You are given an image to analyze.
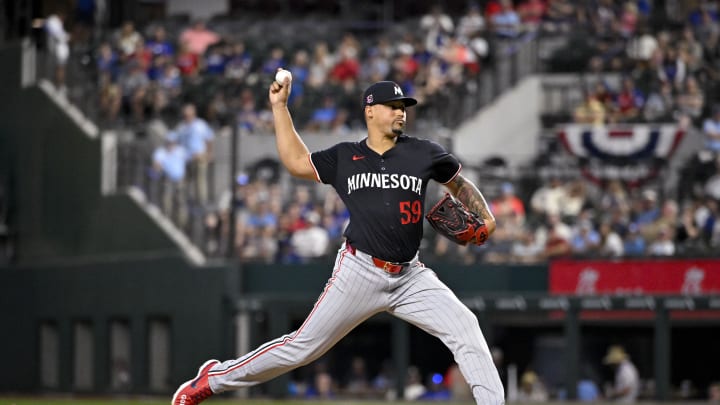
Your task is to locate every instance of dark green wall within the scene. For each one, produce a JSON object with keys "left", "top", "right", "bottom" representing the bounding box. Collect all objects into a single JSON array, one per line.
[
  {"left": 241, "top": 261, "right": 547, "bottom": 296},
  {"left": 0, "top": 257, "right": 237, "bottom": 392}
]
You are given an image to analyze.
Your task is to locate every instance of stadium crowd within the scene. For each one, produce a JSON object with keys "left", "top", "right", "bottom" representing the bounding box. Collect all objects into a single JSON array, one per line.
[{"left": 40, "top": 0, "right": 720, "bottom": 264}]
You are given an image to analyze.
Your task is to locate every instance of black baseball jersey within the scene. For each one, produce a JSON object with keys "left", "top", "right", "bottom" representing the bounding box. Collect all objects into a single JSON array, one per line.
[{"left": 310, "top": 135, "right": 461, "bottom": 262}]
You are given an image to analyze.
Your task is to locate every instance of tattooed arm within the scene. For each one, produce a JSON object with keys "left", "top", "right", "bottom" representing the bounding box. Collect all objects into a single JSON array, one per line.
[{"left": 445, "top": 174, "right": 496, "bottom": 236}]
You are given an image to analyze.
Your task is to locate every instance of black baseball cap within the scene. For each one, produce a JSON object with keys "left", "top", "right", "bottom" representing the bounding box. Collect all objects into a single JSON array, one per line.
[{"left": 362, "top": 81, "right": 417, "bottom": 108}]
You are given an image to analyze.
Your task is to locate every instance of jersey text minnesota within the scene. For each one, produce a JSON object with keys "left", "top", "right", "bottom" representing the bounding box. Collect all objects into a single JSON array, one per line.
[{"left": 347, "top": 173, "right": 422, "bottom": 195}]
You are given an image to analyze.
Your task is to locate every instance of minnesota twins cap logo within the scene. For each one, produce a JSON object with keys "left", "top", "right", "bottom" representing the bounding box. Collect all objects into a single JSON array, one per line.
[{"left": 362, "top": 81, "right": 418, "bottom": 107}]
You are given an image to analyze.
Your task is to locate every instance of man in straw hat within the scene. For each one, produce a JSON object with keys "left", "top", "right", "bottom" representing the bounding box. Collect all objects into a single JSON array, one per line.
[{"left": 603, "top": 345, "right": 640, "bottom": 402}]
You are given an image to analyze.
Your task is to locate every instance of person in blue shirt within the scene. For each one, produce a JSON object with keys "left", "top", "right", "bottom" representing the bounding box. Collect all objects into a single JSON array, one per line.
[
  {"left": 623, "top": 223, "right": 646, "bottom": 256},
  {"left": 151, "top": 134, "right": 189, "bottom": 226},
  {"left": 172, "top": 104, "right": 215, "bottom": 206}
]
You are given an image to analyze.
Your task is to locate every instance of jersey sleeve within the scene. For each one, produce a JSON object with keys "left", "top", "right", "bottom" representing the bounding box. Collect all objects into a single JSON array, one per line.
[
  {"left": 309, "top": 144, "right": 339, "bottom": 184},
  {"left": 428, "top": 140, "right": 462, "bottom": 184}
]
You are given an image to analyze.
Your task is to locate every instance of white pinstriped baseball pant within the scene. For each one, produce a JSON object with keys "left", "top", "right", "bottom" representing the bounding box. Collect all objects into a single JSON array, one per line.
[{"left": 207, "top": 243, "right": 505, "bottom": 405}]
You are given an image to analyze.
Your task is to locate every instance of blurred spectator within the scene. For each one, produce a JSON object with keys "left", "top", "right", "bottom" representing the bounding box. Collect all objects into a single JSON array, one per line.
[
  {"left": 530, "top": 177, "right": 567, "bottom": 217},
  {"left": 702, "top": 105, "right": 720, "bottom": 154},
  {"left": 622, "top": 223, "right": 646, "bottom": 256},
  {"left": 118, "top": 59, "right": 150, "bottom": 123},
  {"left": 577, "top": 365, "right": 602, "bottom": 402},
  {"left": 598, "top": 220, "right": 624, "bottom": 257},
  {"left": 491, "top": 0, "right": 522, "bottom": 38},
  {"left": 288, "top": 49, "right": 310, "bottom": 106},
  {"left": 618, "top": 2, "right": 639, "bottom": 39},
  {"left": 98, "top": 71, "right": 121, "bottom": 123},
  {"left": 517, "top": 370, "right": 549, "bottom": 402},
  {"left": 675, "top": 76, "right": 705, "bottom": 121},
  {"left": 307, "top": 360, "right": 336, "bottom": 399},
  {"left": 600, "top": 180, "right": 630, "bottom": 214},
  {"left": 236, "top": 88, "right": 264, "bottom": 133},
  {"left": 543, "top": 0, "right": 575, "bottom": 33},
  {"left": 420, "top": 4, "right": 454, "bottom": 54},
  {"left": 705, "top": 157, "right": 720, "bottom": 201},
  {"left": 647, "top": 225, "right": 676, "bottom": 256},
  {"left": 542, "top": 219, "right": 573, "bottom": 259},
  {"left": 290, "top": 211, "right": 330, "bottom": 261},
  {"left": 517, "top": 0, "right": 547, "bottom": 32},
  {"left": 261, "top": 46, "right": 286, "bottom": 75},
  {"left": 150, "top": 135, "right": 188, "bottom": 227},
  {"left": 176, "top": 41, "right": 200, "bottom": 77},
  {"left": 631, "top": 189, "right": 660, "bottom": 227},
  {"left": 602, "top": 345, "right": 639, "bottom": 403},
  {"left": 694, "top": 9, "right": 720, "bottom": 51},
  {"left": 238, "top": 192, "right": 278, "bottom": 263},
  {"left": 626, "top": 24, "right": 659, "bottom": 62},
  {"left": 456, "top": 2, "right": 486, "bottom": 42},
  {"left": 613, "top": 76, "right": 645, "bottom": 122},
  {"left": 146, "top": 26, "right": 174, "bottom": 58},
  {"left": 362, "top": 47, "right": 392, "bottom": 84},
  {"left": 574, "top": 91, "right": 606, "bottom": 126},
  {"left": 371, "top": 360, "right": 395, "bottom": 399},
  {"left": 491, "top": 346, "right": 506, "bottom": 391},
  {"left": 676, "top": 202, "right": 703, "bottom": 252},
  {"left": 343, "top": 356, "right": 370, "bottom": 397},
  {"left": 493, "top": 182, "right": 526, "bottom": 224},
  {"left": 445, "top": 364, "right": 471, "bottom": 401},
  {"left": 173, "top": 104, "right": 215, "bottom": 206},
  {"left": 404, "top": 366, "right": 427, "bottom": 400},
  {"left": 641, "top": 200, "right": 679, "bottom": 242},
  {"left": 180, "top": 20, "right": 220, "bottom": 56},
  {"left": 307, "top": 41, "right": 335, "bottom": 89},
  {"left": 115, "top": 21, "right": 142, "bottom": 59},
  {"left": 709, "top": 381, "right": 720, "bottom": 403},
  {"left": 204, "top": 44, "right": 228, "bottom": 76},
  {"left": 225, "top": 42, "right": 253, "bottom": 82},
  {"left": 305, "top": 94, "right": 339, "bottom": 132},
  {"left": 130, "top": 38, "right": 153, "bottom": 73},
  {"left": 561, "top": 180, "right": 589, "bottom": 217},
  {"left": 643, "top": 80, "right": 675, "bottom": 121},
  {"left": 488, "top": 182, "right": 527, "bottom": 262},
  {"left": 155, "top": 61, "right": 182, "bottom": 112},
  {"left": 511, "top": 229, "right": 542, "bottom": 263},
  {"left": 419, "top": 372, "right": 451, "bottom": 400},
  {"left": 97, "top": 41, "right": 119, "bottom": 81},
  {"left": 571, "top": 220, "right": 601, "bottom": 256},
  {"left": 42, "top": 11, "right": 71, "bottom": 90}
]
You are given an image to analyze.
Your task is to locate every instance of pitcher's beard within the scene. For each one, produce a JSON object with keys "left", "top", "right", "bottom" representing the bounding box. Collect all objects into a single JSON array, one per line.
[{"left": 392, "top": 128, "right": 404, "bottom": 136}]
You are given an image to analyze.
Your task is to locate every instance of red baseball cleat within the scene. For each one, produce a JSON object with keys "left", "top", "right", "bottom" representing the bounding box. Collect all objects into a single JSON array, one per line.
[{"left": 172, "top": 359, "right": 220, "bottom": 405}]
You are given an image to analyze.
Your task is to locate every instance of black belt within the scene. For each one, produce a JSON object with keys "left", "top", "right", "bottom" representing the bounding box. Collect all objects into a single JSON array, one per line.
[{"left": 346, "top": 242, "right": 411, "bottom": 274}]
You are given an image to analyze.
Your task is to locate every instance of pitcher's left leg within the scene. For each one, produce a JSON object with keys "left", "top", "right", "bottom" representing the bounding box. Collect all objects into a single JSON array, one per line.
[{"left": 390, "top": 266, "right": 504, "bottom": 405}]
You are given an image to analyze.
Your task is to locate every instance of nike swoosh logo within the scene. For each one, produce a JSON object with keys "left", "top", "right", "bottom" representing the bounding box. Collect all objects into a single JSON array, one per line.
[
  {"left": 190, "top": 375, "right": 202, "bottom": 388},
  {"left": 352, "top": 155, "right": 366, "bottom": 161}
]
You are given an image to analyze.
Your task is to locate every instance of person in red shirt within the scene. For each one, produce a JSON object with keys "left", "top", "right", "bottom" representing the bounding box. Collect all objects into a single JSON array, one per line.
[{"left": 176, "top": 41, "right": 200, "bottom": 77}]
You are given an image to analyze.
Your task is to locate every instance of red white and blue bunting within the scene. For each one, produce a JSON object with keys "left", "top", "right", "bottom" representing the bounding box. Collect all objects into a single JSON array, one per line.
[{"left": 558, "top": 124, "right": 685, "bottom": 186}]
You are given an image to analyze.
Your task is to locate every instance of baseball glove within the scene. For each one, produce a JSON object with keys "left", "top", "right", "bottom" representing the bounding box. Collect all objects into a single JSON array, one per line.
[{"left": 425, "top": 193, "right": 489, "bottom": 246}]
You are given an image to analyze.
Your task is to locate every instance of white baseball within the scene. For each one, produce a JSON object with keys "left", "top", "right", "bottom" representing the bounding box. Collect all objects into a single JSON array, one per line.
[{"left": 275, "top": 69, "right": 292, "bottom": 84}]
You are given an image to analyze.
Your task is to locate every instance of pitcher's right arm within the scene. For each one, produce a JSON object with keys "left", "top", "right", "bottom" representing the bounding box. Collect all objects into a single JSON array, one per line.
[{"left": 269, "top": 72, "right": 317, "bottom": 181}]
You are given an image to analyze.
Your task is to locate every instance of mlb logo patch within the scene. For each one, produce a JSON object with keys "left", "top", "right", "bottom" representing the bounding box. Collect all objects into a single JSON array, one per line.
[{"left": 366, "top": 94, "right": 374, "bottom": 104}]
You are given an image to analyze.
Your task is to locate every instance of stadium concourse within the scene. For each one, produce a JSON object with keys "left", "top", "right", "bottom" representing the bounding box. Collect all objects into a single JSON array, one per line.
[{"left": 0, "top": 0, "right": 719, "bottom": 403}]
